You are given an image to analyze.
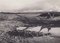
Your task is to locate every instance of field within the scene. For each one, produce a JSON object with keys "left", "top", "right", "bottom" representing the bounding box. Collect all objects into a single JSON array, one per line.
[
  {"left": 0, "top": 13, "right": 60, "bottom": 43},
  {"left": 0, "top": 31, "right": 60, "bottom": 43}
]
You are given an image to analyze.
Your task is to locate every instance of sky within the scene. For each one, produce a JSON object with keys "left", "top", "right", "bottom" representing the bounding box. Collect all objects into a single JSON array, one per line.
[{"left": 0, "top": 0, "right": 60, "bottom": 12}]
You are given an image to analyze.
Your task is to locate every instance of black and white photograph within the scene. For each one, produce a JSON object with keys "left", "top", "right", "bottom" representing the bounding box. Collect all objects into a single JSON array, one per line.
[{"left": 0, "top": 0, "right": 60, "bottom": 43}]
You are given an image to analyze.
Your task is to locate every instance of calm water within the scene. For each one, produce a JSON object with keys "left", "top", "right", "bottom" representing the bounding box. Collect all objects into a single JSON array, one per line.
[{"left": 17, "top": 26, "right": 60, "bottom": 36}]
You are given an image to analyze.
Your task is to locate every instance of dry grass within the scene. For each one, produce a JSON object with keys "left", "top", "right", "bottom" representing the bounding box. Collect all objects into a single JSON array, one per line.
[
  {"left": 0, "top": 30, "right": 60, "bottom": 43},
  {"left": 0, "top": 14, "right": 60, "bottom": 43}
]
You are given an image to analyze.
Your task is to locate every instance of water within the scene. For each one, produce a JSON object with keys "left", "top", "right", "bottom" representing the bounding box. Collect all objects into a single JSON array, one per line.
[{"left": 17, "top": 26, "right": 60, "bottom": 36}]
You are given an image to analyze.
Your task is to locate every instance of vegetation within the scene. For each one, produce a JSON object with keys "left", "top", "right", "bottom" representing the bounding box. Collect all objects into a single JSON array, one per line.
[
  {"left": 0, "top": 13, "right": 60, "bottom": 43},
  {"left": 0, "top": 30, "right": 60, "bottom": 43}
]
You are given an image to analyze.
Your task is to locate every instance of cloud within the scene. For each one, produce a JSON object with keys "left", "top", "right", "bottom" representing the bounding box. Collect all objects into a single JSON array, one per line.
[
  {"left": 0, "top": 0, "right": 42, "bottom": 12},
  {"left": 0, "top": 0, "right": 60, "bottom": 12}
]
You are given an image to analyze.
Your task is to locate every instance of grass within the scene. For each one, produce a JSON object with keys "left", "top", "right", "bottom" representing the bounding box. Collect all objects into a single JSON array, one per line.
[
  {"left": 0, "top": 14, "right": 60, "bottom": 43},
  {"left": 0, "top": 30, "right": 60, "bottom": 43}
]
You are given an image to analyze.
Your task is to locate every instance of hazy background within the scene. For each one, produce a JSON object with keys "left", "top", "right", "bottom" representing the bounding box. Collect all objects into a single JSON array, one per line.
[
  {"left": 0, "top": 0, "right": 60, "bottom": 12},
  {"left": 0, "top": 0, "right": 60, "bottom": 36}
]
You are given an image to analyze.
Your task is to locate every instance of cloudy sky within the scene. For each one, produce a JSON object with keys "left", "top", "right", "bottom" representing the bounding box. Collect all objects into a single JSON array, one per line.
[{"left": 0, "top": 0, "right": 60, "bottom": 12}]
